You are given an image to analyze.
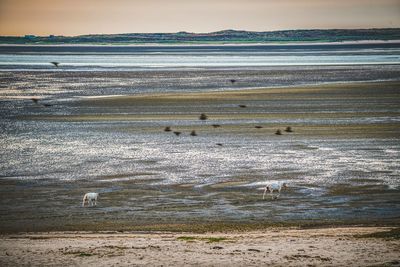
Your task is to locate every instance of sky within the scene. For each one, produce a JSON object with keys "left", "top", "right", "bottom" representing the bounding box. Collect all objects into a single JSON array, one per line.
[{"left": 0, "top": 0, "right": 399, "bottom": 36}]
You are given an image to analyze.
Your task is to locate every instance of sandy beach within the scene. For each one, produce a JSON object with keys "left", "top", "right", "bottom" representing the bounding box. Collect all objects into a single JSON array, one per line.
[{"left": 1, "top": 227, "right": 399, "bottom": 266}]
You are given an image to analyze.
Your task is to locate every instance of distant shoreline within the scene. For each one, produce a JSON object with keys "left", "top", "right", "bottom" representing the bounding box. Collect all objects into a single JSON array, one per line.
[
  {"left": 1, "top": 39, "right": 400, "bottom": 47},
  {"left": 1, "top": 28, "right": 400, "bottom": 46}
]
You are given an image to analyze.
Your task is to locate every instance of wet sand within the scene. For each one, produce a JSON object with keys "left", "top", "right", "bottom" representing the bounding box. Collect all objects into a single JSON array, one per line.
[
  {"left": 0, "top": 81, "right": 399, "bottom": 234},
  {"left": 1, "top": 227, "right": 399, "bottom": 266},
  {"left": 23, "top": 81, "right": 400, "bottom": 140}
]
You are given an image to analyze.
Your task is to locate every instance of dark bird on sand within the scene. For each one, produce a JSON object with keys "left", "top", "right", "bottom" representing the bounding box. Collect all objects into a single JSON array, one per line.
[
  {"left": 230, "top": 79, "right": 236, "bottom": 84},
  {"left": 164, "top": 126, "right": 172, "bottom": 132},
  {"left": 285, "top": 126, "right": 293, "bottom": 133},
  {"left": 199, "top": 113, "right": 208, "bottom": 120},
  {"left": 275, "top": 129, "right": 282, "bottom": 135},
  {"left": 216, "top": 143, "right": 223, "bottom": 146},
  {"left": 238, "top": 104, "right": 247, "bottom": 108},
  {"left": 50, "top": 62, "right": 60, "bottom": 67},
  {"left": 190, "top": 130, "right": 197, "bottom": 136},
  {"left": 212, "top": 124, "right": 221, "bottom": 128},
  {"left": 31, "top": 98, "right": 52, "bottom": 107},
  {"left": 255, "top": 125, "right": 263, "bottom": 129},
  {"left": 173, "top": 131, "right": 181, "bottom": 136}
]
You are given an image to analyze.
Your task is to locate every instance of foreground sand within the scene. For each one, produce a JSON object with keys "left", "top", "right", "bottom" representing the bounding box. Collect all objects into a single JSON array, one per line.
[{"left": 1, "top": 227, "right": 399, "bottom": 266}]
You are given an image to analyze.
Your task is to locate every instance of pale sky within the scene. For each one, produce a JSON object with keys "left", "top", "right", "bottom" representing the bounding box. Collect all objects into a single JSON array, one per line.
[{"left": 0, "top": 0, "right": 399, "bottom": 36}]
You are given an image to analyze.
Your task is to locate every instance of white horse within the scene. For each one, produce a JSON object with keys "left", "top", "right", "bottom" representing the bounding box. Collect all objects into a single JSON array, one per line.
[
  {"left": 262, "top": 182, "right": 287, "bottom": 200},
  {"left": 82, "top": 192, "right": 98, "bottom": 207}
]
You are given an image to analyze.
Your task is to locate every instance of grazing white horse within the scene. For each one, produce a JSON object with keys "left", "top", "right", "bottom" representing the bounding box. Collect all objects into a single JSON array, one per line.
[
  {"left": 262, "top": 182, "right": 287, "bottom": 200},
  {"left": 82, "top": 192, "right": 98, "bottom": 207}
]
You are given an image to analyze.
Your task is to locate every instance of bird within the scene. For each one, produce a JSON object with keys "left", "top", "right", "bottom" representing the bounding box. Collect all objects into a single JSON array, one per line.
[
  {"left": 199, "top": 113, "right": 208, "bottom": 120},
  {"left": 216, "top": 143, "right": 223, "bottom": 146},
  {"left": 43, "top": 103, "right": 53, "bottom": 107},
  {"left": 212, "top": 124, "right": 221, "bottom": 128},
  {"left": 31, "top": 98, "right": 39, "bottom": 104},
  {"left": 238, "top": 104, "right": 247, "bottom": 108},
  {"left": 285, "top": 126, "right": 293, "bottom": 133},
  {"left": 255, "top": 126, "right": 263, "bottom": 129},
  {"left": 164, "top": 126, "right": 172, "bottom": 132},
  {"left": 230, "top": 79, "right": 236, "bottom": 84},
  {"left": 190, "top": 130, "right": 197, "bottom": 136},
  {"left": 50, "top": 62, "right": 60, "bottom": 67},
  {"left": 173, "top": 131, "right": 181, "bottom": 136},
  {"left": 275, "top": 129, "right": 282, "bottom": 135}
]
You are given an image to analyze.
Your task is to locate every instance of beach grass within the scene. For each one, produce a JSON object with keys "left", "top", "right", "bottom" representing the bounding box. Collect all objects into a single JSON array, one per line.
[
  {"left": 177, "top": 236, "right": 228, "bottom": 243},
  {"left": 354, "top": 228, "right": 400, "bottom": 240}
]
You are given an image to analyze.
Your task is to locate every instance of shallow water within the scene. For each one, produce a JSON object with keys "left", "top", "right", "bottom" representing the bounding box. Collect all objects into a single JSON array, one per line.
[
  {"left": 1, "top": 43, "right": 400, "bottom": 70},
  {"left": 0, "top": 44, "right": 399, "bottom": 231},
  {"left": 1, "top": 118, "right": 399, "bottom": 186}
]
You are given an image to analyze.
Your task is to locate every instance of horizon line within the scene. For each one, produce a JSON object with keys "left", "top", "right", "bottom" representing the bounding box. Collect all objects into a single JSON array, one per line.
[{"left": 2, "top": 27, "right": 400, "bottom": 38}]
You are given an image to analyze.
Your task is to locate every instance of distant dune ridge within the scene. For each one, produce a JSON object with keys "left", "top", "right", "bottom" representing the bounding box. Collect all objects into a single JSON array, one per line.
[{"left": 1, "top": 28, "right": 400, "bottom": 44}]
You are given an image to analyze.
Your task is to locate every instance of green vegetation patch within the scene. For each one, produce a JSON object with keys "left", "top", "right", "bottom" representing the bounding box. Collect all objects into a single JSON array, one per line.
[
  {"left": 78, "top": 252, "right": 94, "bottom": 257},
  {"left": 177, "top": 236, "right": 197, "bottom": 242},
  {"left": 177, "top": 236, "right": 228, "bottom": 243},
  {"left": 355, "top": 228, "right": 400, "bottom": 240},
  {"left": 63, "top": 250, "right": 95, "bottom": 257}
]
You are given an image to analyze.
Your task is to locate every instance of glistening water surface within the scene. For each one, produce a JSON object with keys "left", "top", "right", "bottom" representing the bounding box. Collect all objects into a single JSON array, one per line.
[{"left": 0, "top": 44, "right": 399, "bottom": 231}]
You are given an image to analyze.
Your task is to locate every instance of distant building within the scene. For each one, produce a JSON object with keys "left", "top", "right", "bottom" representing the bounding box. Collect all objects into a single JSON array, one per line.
[{"left": 24, "top": 35, "right": 36, "bottom": 39}]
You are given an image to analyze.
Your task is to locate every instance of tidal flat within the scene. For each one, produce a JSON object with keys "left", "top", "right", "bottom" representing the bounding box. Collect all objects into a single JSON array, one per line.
[{"left": 0, "top": 81, "right": 399, "bottom": 233}]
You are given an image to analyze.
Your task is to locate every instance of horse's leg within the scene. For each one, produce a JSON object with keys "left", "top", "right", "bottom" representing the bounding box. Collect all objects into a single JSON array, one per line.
[{"left": 263, "top": 187, "right": 268, "bottom": 200}]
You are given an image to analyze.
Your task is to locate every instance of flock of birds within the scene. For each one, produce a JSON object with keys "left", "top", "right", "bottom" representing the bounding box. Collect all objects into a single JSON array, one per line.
[
  {"left": 163, "top": 111, "right": 294, "bottom": 146},
  {"left": 30, "top": 61, "right": 294, "bottom": 142},
  {"left": 35, "top": 62, "right": 290, "bottom": 202},
  {"left": 161, "top": 74, "right": 294, "bottom": 141}
]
